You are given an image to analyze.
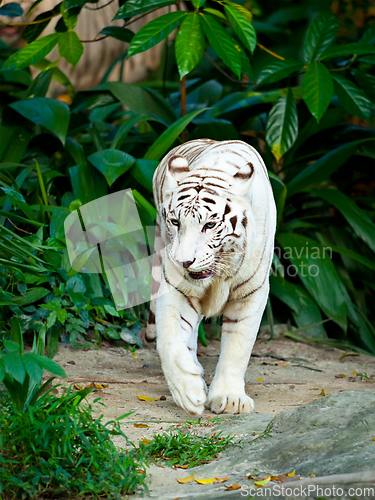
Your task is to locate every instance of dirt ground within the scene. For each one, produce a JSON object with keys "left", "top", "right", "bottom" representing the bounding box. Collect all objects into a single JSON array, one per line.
[{"left": 53, "top": 327, "right": 375, "bottom": 445}]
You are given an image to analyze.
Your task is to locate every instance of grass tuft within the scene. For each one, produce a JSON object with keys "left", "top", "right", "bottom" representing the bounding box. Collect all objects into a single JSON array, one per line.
[{"left": 0, "top": 388, "right": 147, "bottom": 499}]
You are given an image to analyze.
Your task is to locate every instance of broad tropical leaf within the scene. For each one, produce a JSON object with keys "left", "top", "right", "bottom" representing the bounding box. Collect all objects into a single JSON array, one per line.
[
  {"left": 303, "top": 11, "right": 339, "bottom": 63},
  {"left": 0, "top": 3, "right": 23, "bottom": 16},
  {"left": 320, "top": 42, "right": 375, "bottom": 60},
  {"left": 312, "top": 189, "right": 375, "bottom": 253},
  {"left": 1, "top": 33, "right": 61, "bottom": 72},
  {"left": 88, "top": 150, "right": 136, "bottom": 187},
  {"left": 200, "top": 15, "right": 242, "bottom": 79},
  {"left": 266, "top": 87, "right": 298, "bottom": 162},
  {"left": 115, "top": 0, "right": 177, "bottom": 20},
  {"left": 128, "top": 11, "right": 187, "bottom": 58},
  {"left": 224, "top": 4, "right": 256, "bottom": 53},
  {"left": 352, "top": 70, "right": 375, "bottom": 103},
  {"left": 277, "top": 233, "right": 347, "bottom": 330},
  {"left": 302, "top": 61, "right": 333, "bottom": 122},
  {"left": 331, "top": 73, "right": 371, "bottom": 122},
  {"left": 287, "top": 139, "right": 368, "bottom": 196},
  {"left": 257, "top": 59, "right": 303, "bottom": 85},
  {"left": 58, "top": 30, "right": 84, "bottom": 68},
  {"left": 100, "top": 26, "right": 134, "bottom": 43},
  {"left": 10, "top": 97, "right": 70, "bottom": 145},
  {"left": 144, "top": 108, "right": 206, "bottom": 161},
  {"left": 176, "top": 13, "right": 205, "bottom": 80}
]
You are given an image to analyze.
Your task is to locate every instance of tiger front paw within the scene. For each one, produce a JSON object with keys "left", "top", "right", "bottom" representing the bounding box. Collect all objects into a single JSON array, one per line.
[
  {"left": 160, "top": 346, "right": 207, "bottom": 415},
  {"left": 208, "top": 392, "right": 254, "bottom": 414}
]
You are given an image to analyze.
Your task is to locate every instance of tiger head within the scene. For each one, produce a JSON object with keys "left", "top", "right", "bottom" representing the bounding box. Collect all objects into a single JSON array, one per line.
[
  {"left": 0, "top": 0, "right": 34, "bottom": 46},
  {"left": 161, "top": 152, "right": 255, "bottom": 284}
]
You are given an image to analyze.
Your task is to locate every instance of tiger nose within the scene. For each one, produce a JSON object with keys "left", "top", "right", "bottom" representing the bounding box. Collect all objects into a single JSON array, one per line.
[{"left": 177, "top": 259, "right": 195, "bottom": 269}]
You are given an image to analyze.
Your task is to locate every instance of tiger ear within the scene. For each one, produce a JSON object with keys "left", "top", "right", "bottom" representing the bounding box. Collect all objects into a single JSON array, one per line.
[
  {"left": 165, "top": 154, "right": 190, "bottom": 188},
  {"left": 233, "top": 162, "right": 254, "bottom": 190}
]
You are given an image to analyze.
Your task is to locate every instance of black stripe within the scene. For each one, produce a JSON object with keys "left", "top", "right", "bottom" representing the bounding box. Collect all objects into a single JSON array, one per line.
[{"left": 181, "top": 316, "right": 192, "bottom": 329}]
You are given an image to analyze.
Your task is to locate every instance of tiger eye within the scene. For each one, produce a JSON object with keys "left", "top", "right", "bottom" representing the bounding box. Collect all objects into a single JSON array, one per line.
[
  {"left": 170, "top": 219, "right": 180, "bottom": 227},
  {"left": 203, "top": 222, "right": 215, "bottom": 230}
]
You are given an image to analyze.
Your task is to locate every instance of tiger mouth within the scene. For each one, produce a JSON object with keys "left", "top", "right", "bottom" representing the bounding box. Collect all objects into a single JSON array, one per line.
[
  {"left": 0, "top": 25, "right": 21, "bottom": 36},
  {"left": 188, "top": 269, "right": 214, "bottom": 280}
]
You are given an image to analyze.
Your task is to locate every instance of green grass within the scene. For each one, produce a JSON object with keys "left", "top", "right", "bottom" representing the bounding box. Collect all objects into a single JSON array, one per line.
[
  {"left": 139, "top": 428, "right": 236, "bottom": 469},
  {"left": 0, "top": 388, "right": 147, "bottom": 499}
]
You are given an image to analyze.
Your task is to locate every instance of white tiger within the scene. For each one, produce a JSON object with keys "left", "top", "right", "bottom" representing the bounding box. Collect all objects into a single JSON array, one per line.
[
  {"left": 146, "top": 139, "right": 277, "bottom": 415},
  {"left": 0, "top": 0, "right": 178, "bottom": 92}
]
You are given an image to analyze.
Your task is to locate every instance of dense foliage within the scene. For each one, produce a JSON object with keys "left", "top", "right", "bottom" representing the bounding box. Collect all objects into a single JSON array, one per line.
[{"left": 0, "top": 0, "right": 374, "bottom": 354}]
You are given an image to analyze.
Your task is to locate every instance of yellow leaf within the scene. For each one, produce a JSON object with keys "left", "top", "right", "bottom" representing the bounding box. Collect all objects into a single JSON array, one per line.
[
  {"left": 137, "top": 394, "right": 159, "bottom": 401},
  {"left": 352, "top": 371, "right": 357, "bottom": 375},
  {"left": 373, "top": 437, "right": 375, "bottom": 441},
  {"left": 257, "top": 377, "right": 264, "bottom": 382},
  {"left": 319, "top": 389, "right": 326, "bottom": 396},
  {"left": 254, "top": 434, "right": 260, "bottom": 437},
  {"left": 311, "top": 473, "right": 316, "bottom": 478},
  {"left": 177, "top": 474, "right": 195, "bottom": 484},
  {"left": 73, "top": 384, "right": 84, "bottom": 390},
  {"left": 195, "top": 478, "right": 217, "bottom": 485},
  {"left": 141, "top": 438, "right": 151, "bottom": 445},
  {"left": 94, "top": 383, "right": 108, "bottom": 389},
  {"left": 254, "top": 476, "right": 271, "bottom": 488},
  {"left": 133, "top": 352, "right": 137, "bottom": 359},
  {"left": 224, "top": 483, "right": 242, "bottom": 491},
  {"left": 136, "top": 468, "right": 145, "bottom": 474},
  {"left": 343, "top": 374, "right": 347, "bottom": 378},
  {"left": 277, "top": 362, "right": 288, "bottom": 366},
  {"left": 134, "top": 423, "right": 150, "bottom": 428},
  {"left": 287, "top": 470, "right": 295, "bottom": 477}
]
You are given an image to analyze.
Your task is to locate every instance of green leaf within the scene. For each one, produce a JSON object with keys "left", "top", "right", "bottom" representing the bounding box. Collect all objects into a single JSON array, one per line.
[
  {"left": 10, "top": 97, "right": 70, "bottom": 145},
  {"left": 223, "top": 0, "right": 252, "bottom": 21},
  {"left": 312, "top": 189, "right": 375, "bottom": 253},
  {"left": 287, "top": 139, "right": 368, "bottom": 196},
  {"left": 270, "top": 275, "right": 326, "bottom": 338},
  {"left": 4, "top": 353, "right": 26, "bottom": 384},
  {"left": 176, "top": 13, "right": 205, "bottom": 80},
  {"left": 109, "top": 82, "right": 176, "bottom": 125},
  {"left": 302, "top": 61, "right": 334, "bottom": 123},
  {"left": 0, "top": 360, "right": 5, "bottom": 383},
  {"left": 23, "top": 8, "right": 58, "bottom": 44},
  {"left": 203, "top": 8, "right": 226, "bottom": 21},
  {"left": 58, "top": 30, "right": 84, "bottom": 68},
  {"left": 257, "top": 59, "right": 303, "bottom": 85},
  {"left": 56, "top": 308, "right": 68, "bottom": 324},
  {"left": 47, "top": 310, "right": 57, "bottom": 329},
  {"left": 200, "top": 14, "right": 242, "bottom": 79},
  {"left": 144, "top": 108, "right": 206, "bottom": 161},
  {"left": 224, "top": 4, "right": 256, "bottom": 53},
  {"left": 1, "top": 33, "right": 61, "bottom": 72},
  {"left": 12, "top": 287, "right": 50, "bottom": 307},
  {"left": 11, "top": 317, "right": 24, "bottom": 354},
  {"left": 268, "top": 172, "right": 287, "bottom": 226},
  {"left": 22, "top": 353, "right": 43, "bottom": 382},
  {"left": 60, "top": 1, "right": 78, "bottom": 31},
  {"left": 266, "top": 87, "right": 298, "bottom": 162},
  {"left": 192, "top": 0, "right": 206, "bottom": 8},
  {"left": 320, "top": 42, "right": 375, "bottom": 60},
  {"left": 88, "top": 149, "right": 136, "bottom": 187},
  {"left": 132, "top": 159, "right": 158, "bottom": 192},
  {"left": 303, "top": 11, "right": 339, "bottom": 63},
  {"left": 111, "top": 114, "right": 140, "bottom": 149},
  {"left": 28, "top": 352, "right": 67, "bottom": 378},
  {"left": 100, "top": 26, "right": 134, "bottom": 43},
  {"left": 115, "top": 0, "right": 177, "bottom": 20},
  {"left": 133, "top": 190, "right": 157, "bottom": 220},
  {"left": 128, "top": 11, "right": 187, "bottom": 58},
  {"left": 0, "top": 187, "right": 36, "bottom": 221},
  {"left": 353, "top": 70, "right": 375, "bottom": 103},
  {"left": 331, "top": 73, "right": 371, "bottom": 122},
  {"left": 0, "top": 3, "right": 23, "bottom": 16},
  {"left": 277, "top": 233, "right": 347, "bottom": 330},
  {"left": 3, "top": 341, "right": 20, "bottom": 353}
]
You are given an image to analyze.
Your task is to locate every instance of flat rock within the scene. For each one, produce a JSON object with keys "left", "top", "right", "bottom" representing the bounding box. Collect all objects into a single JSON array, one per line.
[{"left": 138, "top": 390, "right": 375, "bottom": 499}]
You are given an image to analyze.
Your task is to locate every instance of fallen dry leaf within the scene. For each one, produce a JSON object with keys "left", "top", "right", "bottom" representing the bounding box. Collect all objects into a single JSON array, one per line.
[
  {"left": 277, "top": 362, "right": 288, "bottom": 366},
  {"left": 224, "top": 483, "right": 241, "bottom": 491},
  {"left": 137, "top": 394, "right": 159, "bottom": 401},
  {"left": 136, "top": 468, "right": 145, "bottom": 474},
  {"left": 94, "top": 382, "right": 108, "bottom": 389},
  {"left": 195, "top": 478, "right": 217, "bottom": 485},
  {"left": 67, "top": 360, "right": 75, "bottom": 365},
  {"left": 319, "top": 389, "right": 326, "bottom": 396},
  {"left": 177, "top": 474, "right": 195, "bottom": 484},
  {"left": 256, "top": 377, "right": 264, "bottom": 381},
  {"left": 174, "top": 464, "right": 190, "bottom": 469},
  {"left": 73, "top": 384, "right": 84, "bottom": 390},
  {"left": 311, "top": 473, "right": 316, "bottom": 478},
  {"left": 352, "top": 371, "right": 357, "bottom": 375},
  {"left": 133, "top": 352, "right": 137, "bottom": 359},
  {"left": 287, "top": 469, "right": 295, "bottom": 477},
  {"left": 214, "top": 476, "right": 230, "bottom": 483},
  {"left": 141, "top": 438, "right": 151, "bottom": 445},
  {"left": 335, "top": 374, "right": 346, "bottom": 379},
  {"left": 134, "top": 423, "right": 150, "bottom": 428}
]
